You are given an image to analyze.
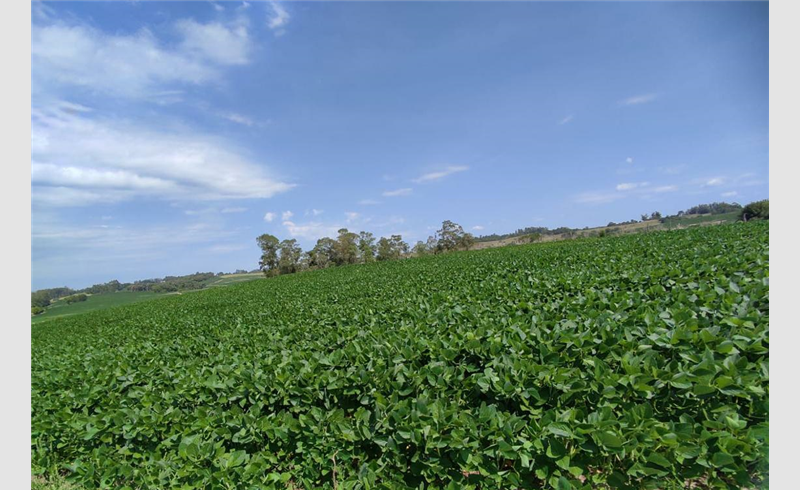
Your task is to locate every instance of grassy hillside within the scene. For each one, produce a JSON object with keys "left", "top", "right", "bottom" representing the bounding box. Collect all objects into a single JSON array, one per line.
[
  {"left": 31, "top": 291, "right": 165, "bottom": 324},
  {"left": 32, "top": 222, "right": 769, "bottom": 489},
  {"left": 204, "top": 272, "right": 265, "bottom": 288},
  {"left": 474, "top": 212, "right": 743, "bottom": 251},
  {"left": 32, "top": 273, "right": 265, "bottom": 324}
]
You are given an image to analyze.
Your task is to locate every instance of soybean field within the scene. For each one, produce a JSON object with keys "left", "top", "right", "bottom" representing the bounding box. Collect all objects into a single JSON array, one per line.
[{"left": 31, "top": 222, "right": 769, "bottom": 489}]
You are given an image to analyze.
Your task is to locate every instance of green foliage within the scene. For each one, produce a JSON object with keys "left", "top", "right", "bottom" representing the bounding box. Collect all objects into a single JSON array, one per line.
[
  {"left": 63, "top": 294, "right": 88, "bottom": 304},
  {"left": 376, "top": 234, "right": 408, "bottom": 261},
  {"left": 359, "top": 231, "right": 376, "bottom": 263},
  {"left": 278, "top": 239, "right": 302, "bottom": 275},
  {"left": 32, "top": 306, "right": 46, "bottom": 316},
  {"left": 32, "top": 223, "right": 769, "bottom": 489},
  {"left": 82, "top": 280, "right": 124, "bottom": 295},
  {"left": 683, "top": 202, "right": 743, "bottom": 216},
  {"left": 334, "top": 228, "right": 360, "bottom": 266},
  {"left": 256, "top": 234, "right": 280, "bottom": 277},
  {"left": 308, "top": 237, "right": 337, "bottom": 269},
  {"left": 32, "top": 287, "right": 74, "bottom": 308},
  {"left": 525, "top": 233, "right": 542, "bottom": 243},
  {"left": 32, "top": 292, "right": 165, "bottom": 325},
  {"left": 740, "top": 199, "right": 769, "bottom": 221}
]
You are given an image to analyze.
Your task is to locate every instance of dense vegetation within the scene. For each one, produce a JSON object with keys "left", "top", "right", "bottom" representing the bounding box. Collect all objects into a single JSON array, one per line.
[
  {"left": 474, "top": 201, "right": 749, "bottom": 243},
  {"left": 32, "top": 222, "right": 768, "bottom": 489},
  {"left": 31, "top": 272, "right": 221, "bottom": 311},
  {"left": 256, "top": 220, "right": 474, "bottom": 278},
  {"left": 740, "top": 200, "right": 768, "bottom": 221},
  {"left": 681, "top": 202, "right": 743, "bottom": 216}
]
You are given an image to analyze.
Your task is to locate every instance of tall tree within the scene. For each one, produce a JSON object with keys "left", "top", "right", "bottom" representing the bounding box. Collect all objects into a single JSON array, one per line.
[
  {"left": 334, "top": 228, "right": 359, "bottom": 266},
  {"left": 256, "top": 234, "right": 280, "bottom": 277},
  {"left": 412, "top": 240, "right": 428, "bottom": 256},
  {"left": 278, "top": 239, "right": 302, "bottom": 275},
  {"left": 435, "top": 220, "right": 468, "bottom": 253},
  {"left": 358, "top": 231, "right": 376, "bottom": 263},
  {"left": 458, "top": 232, "right": 475, "bottom": 251},
  {"left": 377, "top": 234, "right": 408, "bottom": 260},
  {"left": 309, "top": 237, "right": 336, "bottom": 269}
]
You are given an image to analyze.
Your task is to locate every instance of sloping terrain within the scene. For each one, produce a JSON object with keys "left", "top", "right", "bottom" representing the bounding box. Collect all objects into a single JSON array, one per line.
[{"left": 32, "top": 222, "right": 769, "bottom": 489}]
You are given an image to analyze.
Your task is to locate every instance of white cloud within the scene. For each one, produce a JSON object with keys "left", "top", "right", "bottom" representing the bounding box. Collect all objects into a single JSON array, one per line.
[
  {"left": 412, "top": 166, "right": 469, "bottom": 184},
  {"left": 558, "top": 115, "right": 574, "bottom": 125},
  {"left": 32, "top": 103, "right": 293, "bottom": 206},
  {"left": 282, "top": 221, "right": 341, "bottom": 241},
  {"left": 382, "top": 188, "right": 413, "bottom": 197},
  {"left": 282, "top": 210, "right": 294, "bottom": 220},
  {"left": 221, "top": 112, "right": 255, "bottom": 126},
  {"left": 472, "top": 225, "right": 485, "bottom": 231},
  {"left": 722, "top": 191, "right": 738, "bottom": 197},
  {"left": 358, "top": 199, "right": 380, "bottom": 205},
  {"left": 705, "top": 177, "right": 725, "bottom": 187},
  {"left": 175, "top": 19, "right": 250, "bottom": 66},
  {"left": 652, "top": 185, "right": 678, "bottom": 193},
  {"left": 264, "top": 212, "right": 276, "bottom": 222},
  {"left": 221, "top": 207, "right": 247, "bottom": 213},
  {"left": 616, "top": 182, "right": 649, "bottom": 191},
  {"left": 32, "top": 163, "right": 175, "bottom": 191},
  {"left": 626, "top": 157, "right": 634, "bottom": 164},
  {"left": 312, "top": 209, "right": 324, "bottom": 216},
  {"left": 345, "top": 212, "right": 359, "bottom": 223},
  {"left": 32, "top": 17, "right": 252, "bottom": 99},
  {"left": 267, "top": 1, "right": 290, "bottom": 33},
  {"left": 620, "top": 94, "right": 658, "bottom": 106}
]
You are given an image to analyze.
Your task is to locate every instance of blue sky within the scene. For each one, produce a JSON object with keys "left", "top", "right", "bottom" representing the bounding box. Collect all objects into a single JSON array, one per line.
[{"left": 31, "top": 1, "right": 769, "bottom": 290}]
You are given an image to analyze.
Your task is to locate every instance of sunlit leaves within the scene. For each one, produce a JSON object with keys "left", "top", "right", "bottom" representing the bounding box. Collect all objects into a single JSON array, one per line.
[{"left": 31, "top": 222, "right": 769, "bottom": 489}]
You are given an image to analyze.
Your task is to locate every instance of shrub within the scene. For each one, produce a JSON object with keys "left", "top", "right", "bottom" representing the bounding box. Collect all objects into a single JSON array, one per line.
[
  {"left": 740, "top": 199, "right": 769, "bottom": 221},
  {"left": 63, "top": 294, "right": 88, "bottom": 304}
]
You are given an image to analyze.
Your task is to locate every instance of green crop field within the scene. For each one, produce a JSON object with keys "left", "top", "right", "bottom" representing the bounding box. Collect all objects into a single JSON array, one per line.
[
  {"left": 31, "top": 291, "right": 165, "bottom": 324},
  {"left": 205, "top": 272, "right": 266, "bottom": 288},
  {"left": 31, "top": 222, "right": 769, "bottom": 489},
  {"left": 660, "top": 212, "right": 741, "bottom": 230}
]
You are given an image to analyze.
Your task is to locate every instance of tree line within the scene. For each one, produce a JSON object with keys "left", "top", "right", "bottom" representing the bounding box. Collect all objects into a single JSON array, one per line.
[
  {"left": 31, "top": 272, "right": 222, "bottom": 311},
  {"left": 256, "top": 220, "right": 475, "bottom": 277}
]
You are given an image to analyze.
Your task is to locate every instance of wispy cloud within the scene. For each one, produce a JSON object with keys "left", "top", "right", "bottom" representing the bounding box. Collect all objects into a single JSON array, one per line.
[
  {"left": 412, "top": 166, "right": 468, "bottom": 184},
  {"left": 652, "top": 185, "right": 678, "bottom": 193},
  {"left": 33, "top": 17, "right": 253, "bottom": 100},
  {"left": 31, "top": 102, "right": 293, "bottom": 206},
  {"left": 382, "top": 188, "right": 413, "bottom": 197},
  {"left": 704, "top": 177, "right": 725, "bottom": 187},
  {"left": 282, "top": 210, "right": 294, "bottom": 220},
  {"left": 722, "top": 191, "right": 738, "bottom": 198},
  {"left": 282, "top": 220, "right": 341, "bottom": 241},
  {"left": 358, "top": 199, "right": 380, "bottom": 205},
  {"left": 472, "top": 225, "right": 484, "bottom": 231},
  {"left": 267, "top": 1, "right": 290, "bottom": 35},
  {"left": 221, "top": 207, "right": 247, "bottom": 213},
  {"left": 345, "top": 212, "right": 359, "bottom": 223},
  {"left": 619, "top": 93, "right": 658, "bottom": 106},
  {"left": 626, "top": 157, "right": 634, "bottom": 164},
  {"left": 616, "top": 181, "right": 649, "bottom": 191},
  {"left": 176, "top": 18, "right": 250, "bottom": 66},
  {"left": 558, "top": 115, "right": 574, "bottom": 125},
  {"left": 220, "top": 112, "right": 255, "bottom": 126},
  {"left": 264, "top": 212, "right": 276, "bottom": 222}
]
